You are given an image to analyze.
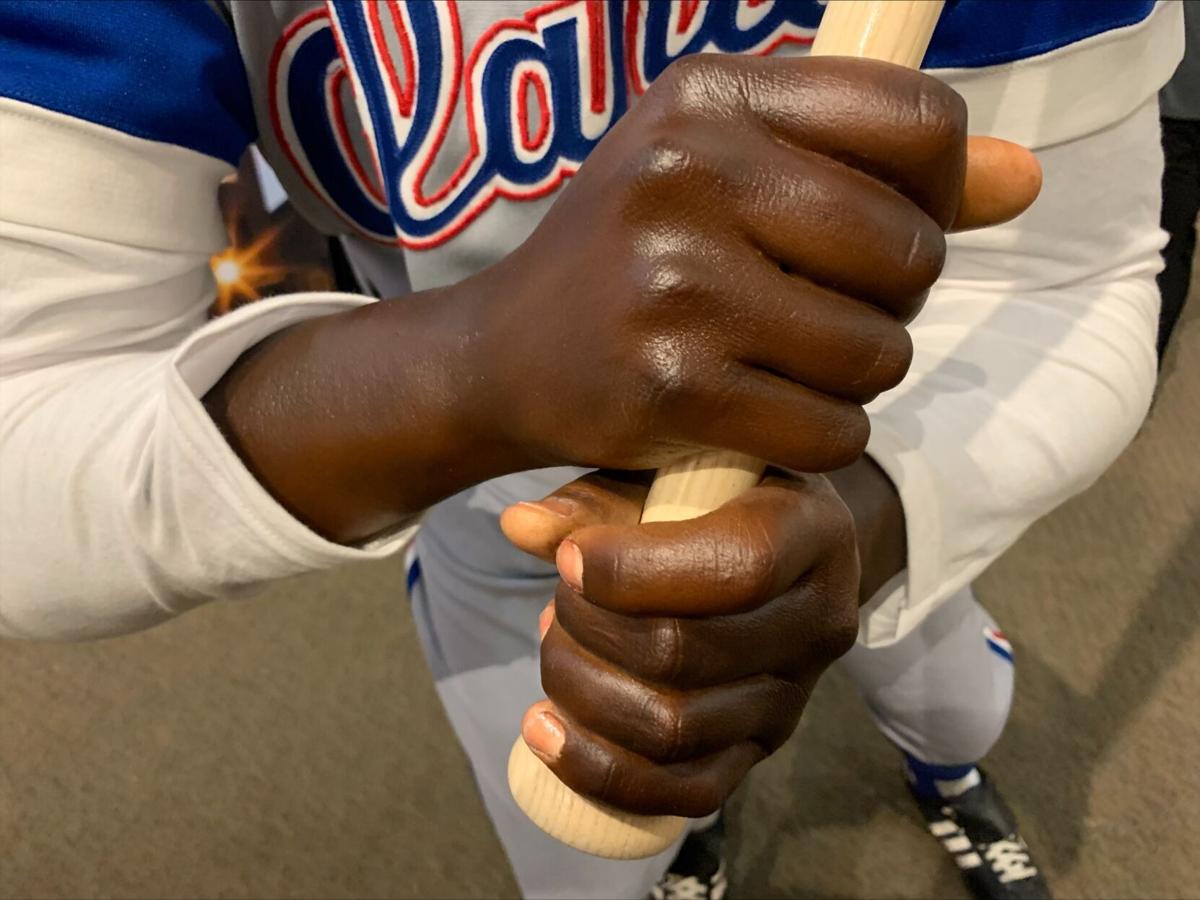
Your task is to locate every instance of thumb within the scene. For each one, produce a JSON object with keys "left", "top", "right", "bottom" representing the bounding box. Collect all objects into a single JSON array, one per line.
[
  {"left": 952, "top": 136, "right": 1043, "bottom": 232},
  {"left": 499, "top": 470, "right": 650, "bottom": 563}
]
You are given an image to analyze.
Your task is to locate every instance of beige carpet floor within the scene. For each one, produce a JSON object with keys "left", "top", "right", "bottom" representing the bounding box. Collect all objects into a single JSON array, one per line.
[{"left": 2, "top": 287, "right": 1196, "bottom": 899}]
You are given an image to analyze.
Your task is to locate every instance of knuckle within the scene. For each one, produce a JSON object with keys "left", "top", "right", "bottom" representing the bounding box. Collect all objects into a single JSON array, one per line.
[
  {"left": 537, "top": 627, "right": 573, "bottom": 693},
  {"left": 654, "top": 53, "right": 711, "bottom": 105},
  {"left": 829, "top": 499, "right": 858, "bottom": 551},
  {"left": 553, "top": 577, "right": 584, "bottom": 613},
  {"left": 914, "top": 76, "right": 968, "bottom": 151},
  {"left": 757, "top": 682, "right": 808, "bottom": 751},
  {"left": 906, "top": 77, "right": 967, "bottom": 230},
  {"left": 644, "top": 618, "right": 684, "bottom": 683},
  {"left": 558, "top": 746, "right": 618, "bottom": 808},
  {"left": 632, "top": 337, "right": 685, "bottom": 402},
  {"left": 889, "top": 221, "right": 945, "bottom": 318},
  {"left": 739, "top": 533, "right": 781, "bottom": 608},
  {"left": 814, "top": 530, "right": 862, "bottom": 659},
  {"left": 819, "top": 604, "right": 860, "bottom": 660},
  {"left": 642, "top": 695, "right": 685, "bottom": 761},
  {"left": 630, "top": 132, "right": 699, "bottom": 188},
  {"left": 634, "top": 251, "right": 697, "bottom": 307},
  {"left": 841, "top": 404, "right": 872, "bottom": 459},
  {"left": 859, "top": 324, "right": 914, "bottom": 395},
  {"left": 881, "top": 326, "right": 915, "bottom": 388},
  {"left": 620, "top": 256, "right": 713, "bottom": 414},
  {"left": 911, "top": 221, "right": 948, "bottom": 285},
  {"left": 630, "top": 331, "right": 706, "bottom": 417},
  {"left": 690, "top": 774, "right": 727, "bottom": 816},
  {"left": 811, "top": 404, "right": 870, "bottom": 471},
  {"left": 624, "top": 133, "right": 731, "bottom": 214}
]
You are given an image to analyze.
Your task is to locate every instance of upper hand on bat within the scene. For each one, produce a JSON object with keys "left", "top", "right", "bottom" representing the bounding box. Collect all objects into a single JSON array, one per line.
[
  {"left": 502, "top": 469, "right": 860, "bottom": 816},
  {"left": 471, "top": 54, "right": 1040, "bottom": 479}
]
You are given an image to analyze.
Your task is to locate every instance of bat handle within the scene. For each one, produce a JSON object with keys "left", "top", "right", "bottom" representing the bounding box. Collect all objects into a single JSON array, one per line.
[{"left": 508, "top": 0, "right": 946, "bottom": 860}]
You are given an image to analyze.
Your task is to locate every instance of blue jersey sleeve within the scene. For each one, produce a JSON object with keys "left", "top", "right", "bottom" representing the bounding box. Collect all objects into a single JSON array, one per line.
[
  {"left": 928, "top": 0, "right": 1158, "bottom": 68},
  {"left": 0, "top": 0, "right": 255, "bottom": 165}
]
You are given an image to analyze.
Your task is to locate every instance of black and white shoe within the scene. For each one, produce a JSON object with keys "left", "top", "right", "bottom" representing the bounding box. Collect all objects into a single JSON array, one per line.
[
  {"left": 650, "top": 814, "right": 728, "bottom": 900},
  {"left": 910, "top": 771, "right": 1050, "bottom": 900}
]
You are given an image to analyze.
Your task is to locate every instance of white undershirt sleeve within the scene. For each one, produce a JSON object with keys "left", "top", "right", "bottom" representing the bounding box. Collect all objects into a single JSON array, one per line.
[
  {"left": 858, "top": 98, "right": 1165, "bottom": 646},
  {"left": 0, "top": 99, "right": 415, "bottom": 641}
]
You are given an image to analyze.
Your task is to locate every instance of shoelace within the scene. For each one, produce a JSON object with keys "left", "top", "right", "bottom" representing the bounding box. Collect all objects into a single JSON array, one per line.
[
  {"left": 984, "top": 838, "right": 1039, "bottom": 884},
  {"left": 652, "top": 862, "right": 728, "bottom": 900},
  {"left": 654, "top": 875, "right": 712, "bottom": 900}
]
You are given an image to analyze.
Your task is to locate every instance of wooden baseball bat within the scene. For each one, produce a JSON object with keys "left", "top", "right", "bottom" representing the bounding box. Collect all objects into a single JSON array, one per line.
[{"left": 507, "top": 0, "right": 948, "bottom": 860}]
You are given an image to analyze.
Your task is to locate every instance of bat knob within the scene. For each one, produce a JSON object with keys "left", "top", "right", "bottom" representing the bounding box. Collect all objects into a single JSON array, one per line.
[{"left": 506, "top": 736, "right": 687, "bottom": 859}]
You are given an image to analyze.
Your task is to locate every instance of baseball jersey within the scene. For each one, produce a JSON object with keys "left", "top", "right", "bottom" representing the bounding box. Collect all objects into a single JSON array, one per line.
[{"left": 0, "top": 1, "right": 1181, "bottom": 640}]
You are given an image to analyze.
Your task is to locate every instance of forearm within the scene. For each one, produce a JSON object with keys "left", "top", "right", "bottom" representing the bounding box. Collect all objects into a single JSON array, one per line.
[
  {"left": 827, "top": 456, "right": 907, "bottom": 606},
  {"left": 203, "top": 279, "right": 530, "bottom": 545}
]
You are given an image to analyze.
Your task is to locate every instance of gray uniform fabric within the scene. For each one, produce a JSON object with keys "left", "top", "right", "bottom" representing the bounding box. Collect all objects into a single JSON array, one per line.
[{"left": 841, "top": 585, "right": 1014, "bottom": 767}]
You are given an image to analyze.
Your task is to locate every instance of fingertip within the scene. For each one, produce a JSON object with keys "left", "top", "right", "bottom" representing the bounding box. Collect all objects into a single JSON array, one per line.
[
  {"left": 556, "top": 539, "right": 584, "bottom": 593},
  {"left": 954, "top": 136, "right": 1043, "bottom": 231},
  {"left": 538, "top": 599, "right": 555, "bottom": 641},
  {"left": 500, "top": 500, "right": 575, "bottom": 559},
  {"left": 997, "top": 139, "right": 1043, "bottom": 209},
  {"left": 521, "top": 700, "right": 566, "bottom": 763}
]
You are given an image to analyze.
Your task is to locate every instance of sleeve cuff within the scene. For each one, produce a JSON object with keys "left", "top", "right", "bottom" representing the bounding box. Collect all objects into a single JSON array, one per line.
[
  {"left": 166, "top": 292, "right": 419, "bottom": 569},
  {"left": 858, "top": 417, "right": 960, "bottom": 648}
]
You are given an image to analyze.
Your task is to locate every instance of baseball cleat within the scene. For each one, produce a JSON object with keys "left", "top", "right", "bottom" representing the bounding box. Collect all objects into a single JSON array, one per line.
[
  {"left": 911, "top": 770, "right": 1050, "bottom": 900},
  {"left": 650, "top": 813, "right": 728, "bottom": 900}
]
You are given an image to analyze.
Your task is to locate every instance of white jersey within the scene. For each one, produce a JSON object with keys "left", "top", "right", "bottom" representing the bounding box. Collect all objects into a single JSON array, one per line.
[{"left": 0, "top": 0, "right": 1182, "bottom": 641}]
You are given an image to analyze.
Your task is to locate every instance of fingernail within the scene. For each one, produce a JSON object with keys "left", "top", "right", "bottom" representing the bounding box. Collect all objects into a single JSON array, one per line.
[
  {"left": 556, "top": 540, "right": 583, "bottom": 593},
  {"left": 538, "top": 600, "right": 555, "bottom": 641},
  {"left": 536, "top": 496, "right": 577, "bottom": 518},
  {"left": 523, "top": 709, "right": 566, "bottom": 762}
]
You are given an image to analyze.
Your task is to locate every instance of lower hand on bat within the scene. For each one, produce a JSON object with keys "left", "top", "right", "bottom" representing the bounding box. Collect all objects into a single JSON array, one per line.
[{"left": 502, "top": 469, "right": 860, "bottom": 817}]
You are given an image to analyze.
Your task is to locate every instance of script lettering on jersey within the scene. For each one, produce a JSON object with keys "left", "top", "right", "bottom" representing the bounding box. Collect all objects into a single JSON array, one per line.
[{"left": 269, "top": 1, "right": 822, "bottom": 249}]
